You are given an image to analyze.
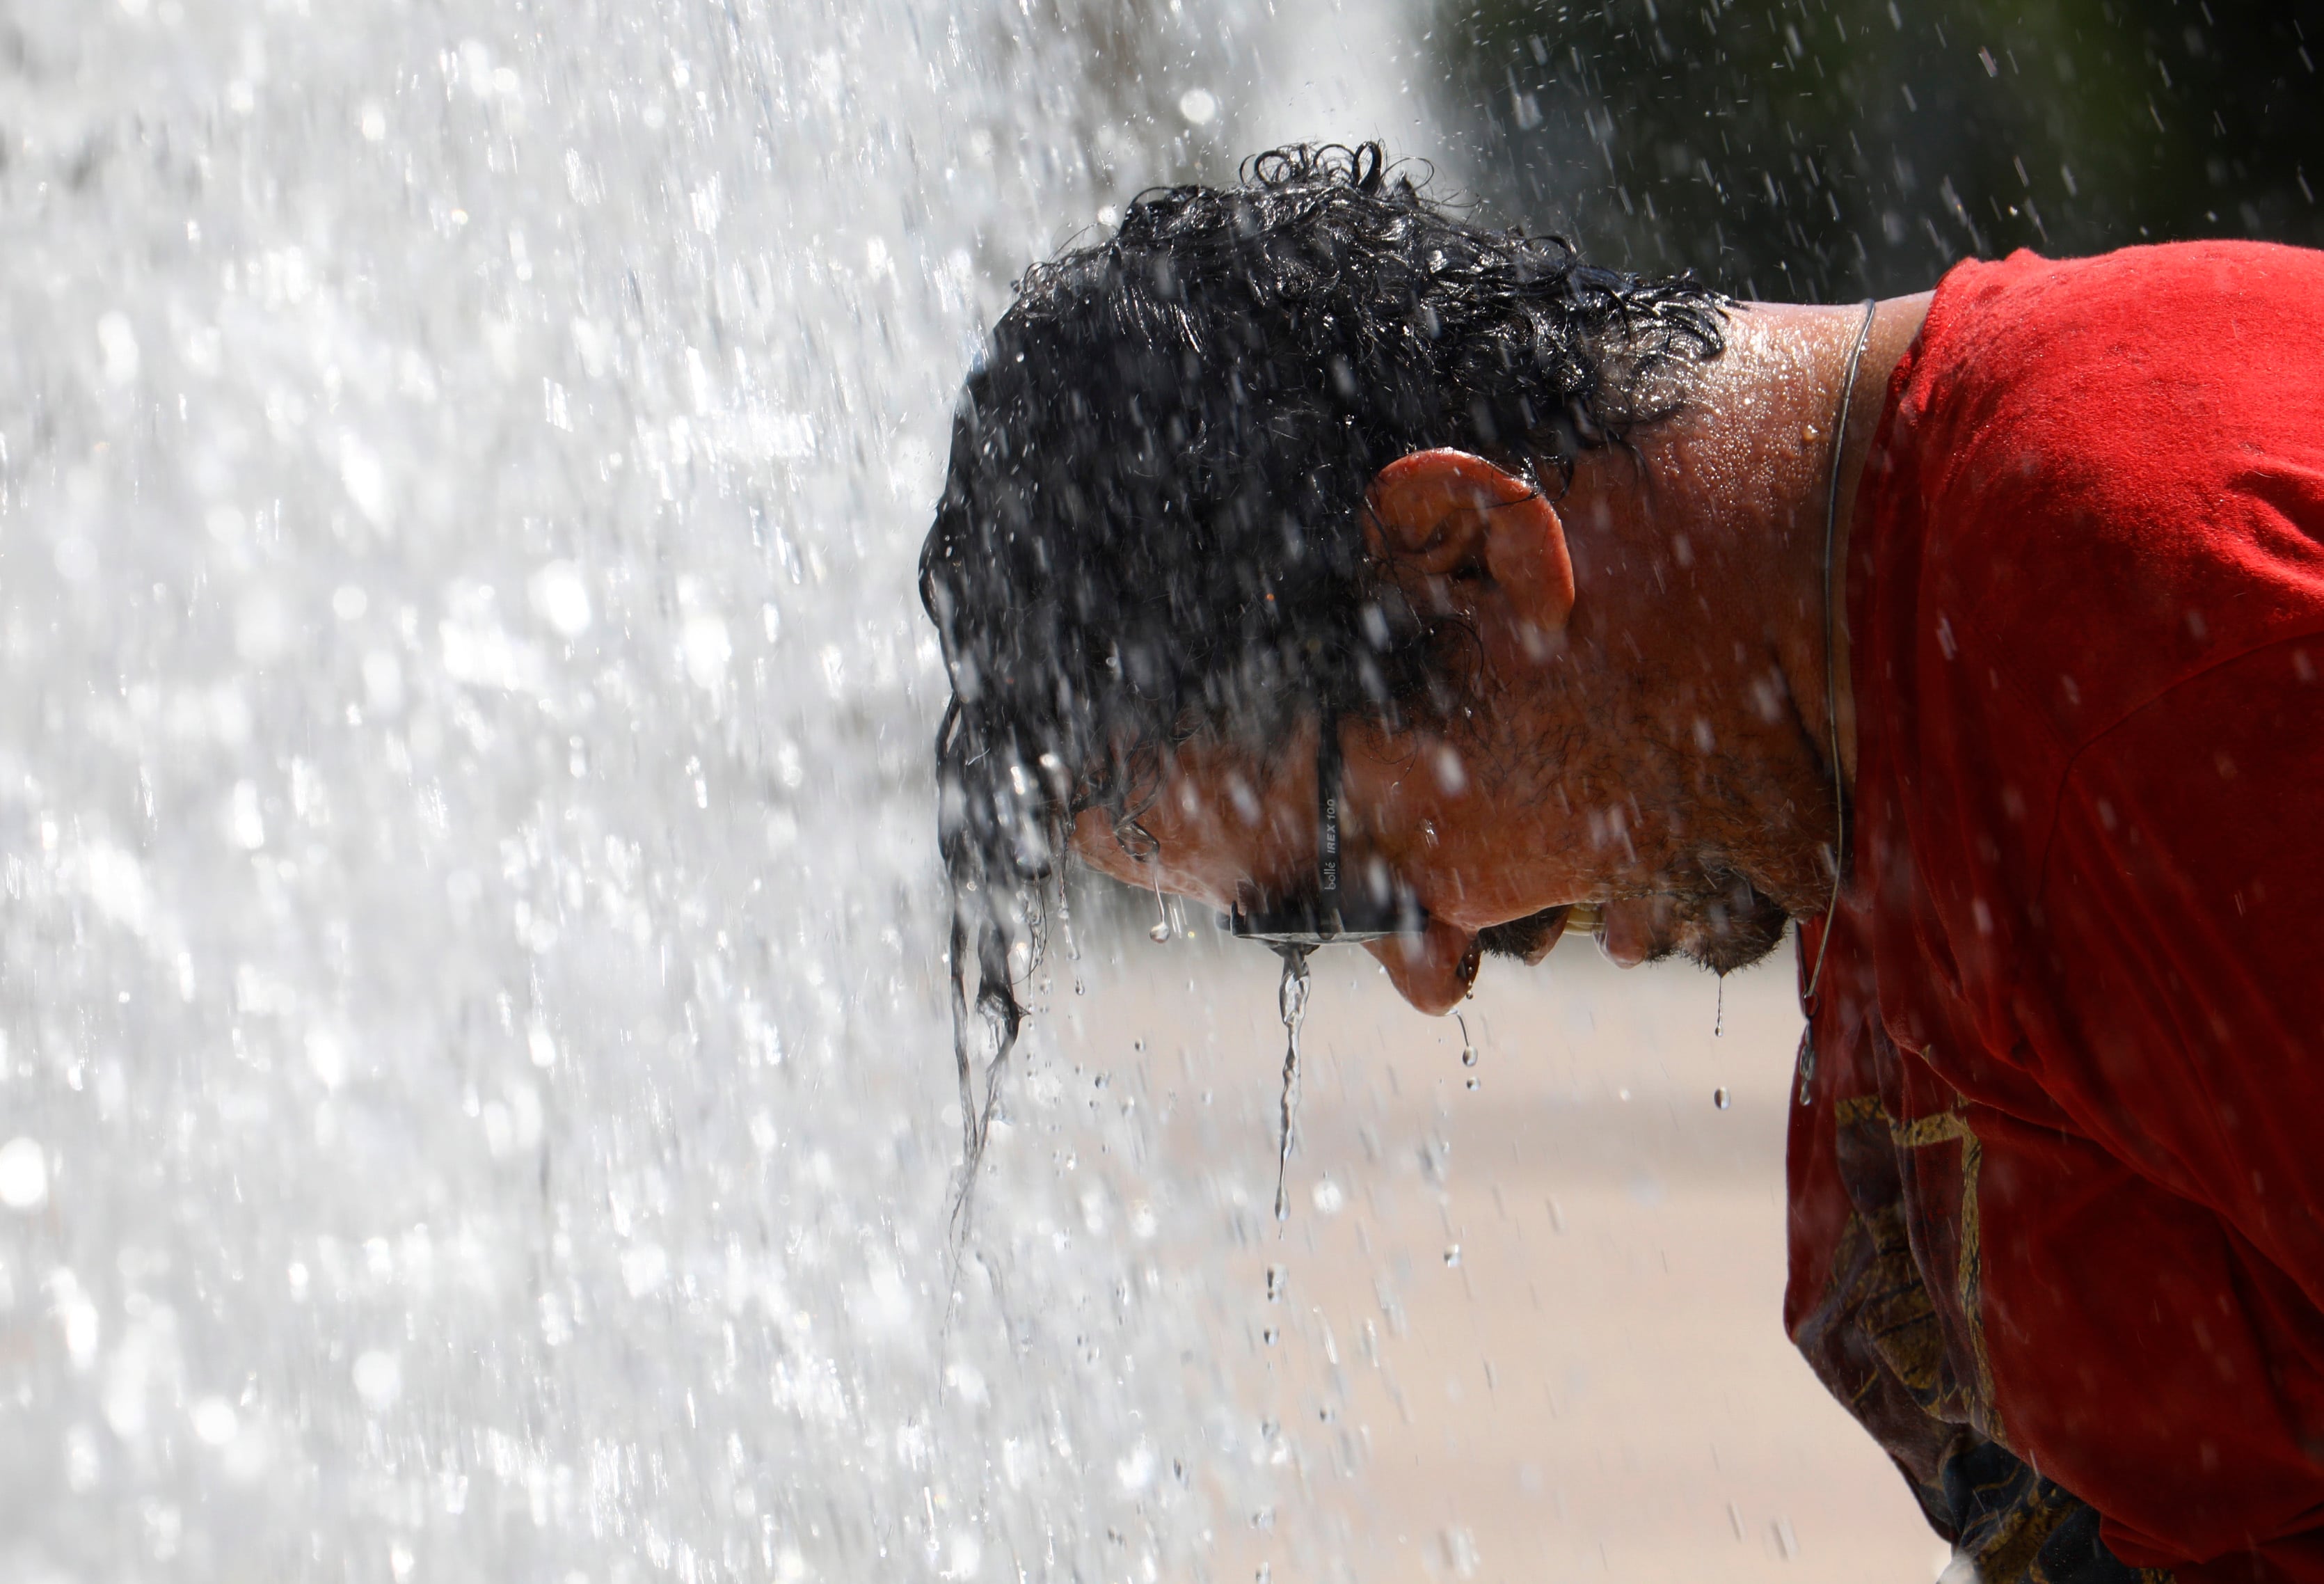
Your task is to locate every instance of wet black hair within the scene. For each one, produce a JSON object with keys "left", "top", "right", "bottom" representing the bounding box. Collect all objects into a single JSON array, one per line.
[{"left": 918, "top": 143, "right": 1724, "bottom": 1196}]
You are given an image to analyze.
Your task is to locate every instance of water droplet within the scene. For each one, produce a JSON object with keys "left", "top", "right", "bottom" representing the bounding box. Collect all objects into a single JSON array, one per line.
[
  {"left": 191, "top": 1395, "right": 239, "bottom": 1446},
  {"left": 1443, "top": 1244, "right": 1462, "bottom": 1268},
  {"left": 1261, "top": 1326, "right": 1279, "bottom": 1345},
  {"left": 1456, "top": 1011, "right": 1479, "bottom": 1066},
  {"left": 1714, "top": 1086, "right": 1731, "bottom": 1109},
  {"left": 1148, "top": 920, "right": 1170, "bottom": 943},
  {"left": 1461, "top": 1046, "right": 1479, "bottom": 1068},
  {"left": 0, "top": 1137, "right": 49, "bottom": 1211},
  {"left": 1264, "top": 1265, "right": 1285, "bottom": 1302},
  {"left": 352, "top": 1349, "right": 404, "bottom": 1413},
  {"left": 1465, "top": 1075, "right": 1479, "bottom": 1091}
]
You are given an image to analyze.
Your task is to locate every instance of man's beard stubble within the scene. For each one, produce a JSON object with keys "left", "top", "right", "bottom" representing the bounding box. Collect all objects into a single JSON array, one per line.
[{"left": 1653, "top": 866, "right": 1794, "bottom": 975}]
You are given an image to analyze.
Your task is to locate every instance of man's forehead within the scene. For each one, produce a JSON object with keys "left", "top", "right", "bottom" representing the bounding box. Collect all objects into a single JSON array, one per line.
[{"left": 1068, "top": 729, "right": 1315, "bottom": 859}]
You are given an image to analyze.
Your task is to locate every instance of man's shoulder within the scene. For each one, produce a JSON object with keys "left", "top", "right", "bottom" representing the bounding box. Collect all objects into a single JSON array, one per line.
[
  {"left": 1900, "top": 239, "right": 2324, "bottom": 495},
  {"left": 1916, "top": 239, "right": 2324, "bottom": 385},
  {"left": 1873, "top": 239, "right": 2324, "bottom": 758}
]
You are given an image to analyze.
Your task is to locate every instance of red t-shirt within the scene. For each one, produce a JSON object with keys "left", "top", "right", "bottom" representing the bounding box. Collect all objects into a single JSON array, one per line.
[{"left": 1788, "top": 242, "right": 2324, "bottom": 1583}]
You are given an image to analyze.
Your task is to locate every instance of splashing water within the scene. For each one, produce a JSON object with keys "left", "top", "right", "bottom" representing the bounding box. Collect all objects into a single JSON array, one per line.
[
  {"left": 0, "top": 0, "right": 1441, "bottom": 1576},
  {"left": 1271, "top": 944, "right": 1314, "bottom": 1226}
]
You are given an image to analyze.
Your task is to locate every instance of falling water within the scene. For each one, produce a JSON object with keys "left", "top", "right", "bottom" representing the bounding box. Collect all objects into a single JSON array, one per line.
[{"left": 0, "top": 1, "right": 1440, "bottom": 1576}]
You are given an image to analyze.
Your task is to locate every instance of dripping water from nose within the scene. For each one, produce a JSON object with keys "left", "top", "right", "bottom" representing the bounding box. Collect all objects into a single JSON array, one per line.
[{"left": 1271, "top": 943, "right": 1314, "bottom": 1226}]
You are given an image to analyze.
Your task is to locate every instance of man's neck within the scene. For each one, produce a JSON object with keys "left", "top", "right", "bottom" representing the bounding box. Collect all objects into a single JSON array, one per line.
[{"left": 1541, "top": 295, "right": 1931, "bottom": 909}]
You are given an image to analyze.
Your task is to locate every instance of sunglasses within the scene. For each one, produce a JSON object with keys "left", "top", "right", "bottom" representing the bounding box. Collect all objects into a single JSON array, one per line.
[
  {"left": 1222, "top": 706, "right": 1429, "bottom": 947},
  {"left": 1219, "top": 706, "right": 1607, "bottom": 956}
]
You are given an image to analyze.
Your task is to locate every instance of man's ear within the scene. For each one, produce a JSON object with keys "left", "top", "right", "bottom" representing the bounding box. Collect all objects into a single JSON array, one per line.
[{"left": 1366, "top": 449, "right": 1575, "bottom": 633}]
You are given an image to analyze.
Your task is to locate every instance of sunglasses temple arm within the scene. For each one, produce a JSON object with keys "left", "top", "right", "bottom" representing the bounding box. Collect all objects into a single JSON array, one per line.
[{"left": 1315, "top": 704, "right": 1342, "bottom": 921}]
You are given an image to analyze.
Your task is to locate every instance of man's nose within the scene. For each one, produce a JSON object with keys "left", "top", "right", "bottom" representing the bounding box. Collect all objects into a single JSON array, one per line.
[
  {"left": 1364, "top": 916, "right": 1479, "bottom": 1015},
  {"left": 1597, "top": 897, "right": 1664, "bottom": 967}
]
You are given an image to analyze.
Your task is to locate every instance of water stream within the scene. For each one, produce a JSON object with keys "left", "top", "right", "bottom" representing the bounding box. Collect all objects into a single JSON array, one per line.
[{"left": 1269, "top": 944, "right": 1313, "bottom": 1226}]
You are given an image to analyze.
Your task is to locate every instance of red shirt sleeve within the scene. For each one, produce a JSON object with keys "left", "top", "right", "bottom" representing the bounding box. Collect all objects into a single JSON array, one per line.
[{"left": 1843, "top": 242, "right": 2324, "bottom": 1578}]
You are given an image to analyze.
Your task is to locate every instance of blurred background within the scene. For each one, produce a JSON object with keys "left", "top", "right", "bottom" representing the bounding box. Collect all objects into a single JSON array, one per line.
[
  {"left": 1168, "top": 0, "right": 2324, "bottom": 294},
  {"left": 1438, "top": 0, "right": 2324, "bottom": 296},
  {"left": 0, "top": 0, "right": 2311, "bottom": 1581}
]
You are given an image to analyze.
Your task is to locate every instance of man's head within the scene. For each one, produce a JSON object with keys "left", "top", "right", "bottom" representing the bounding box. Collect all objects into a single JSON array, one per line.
[
  {"left": 918, "top": 143, "right": 1734, "bottom": 1141},
  {"left": 1055, "top": 443, "right": 1800, "bottom": 1009}
]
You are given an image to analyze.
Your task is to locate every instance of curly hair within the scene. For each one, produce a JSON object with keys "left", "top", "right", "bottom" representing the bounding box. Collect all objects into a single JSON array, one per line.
[{"left": 918, "top": 143, "right": 1725, "bottom": 1196}]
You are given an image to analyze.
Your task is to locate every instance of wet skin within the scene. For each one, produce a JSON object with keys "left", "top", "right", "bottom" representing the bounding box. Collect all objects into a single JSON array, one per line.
[{"left": 1068, "top": 294, "right": 1935, "bottom": 1015}]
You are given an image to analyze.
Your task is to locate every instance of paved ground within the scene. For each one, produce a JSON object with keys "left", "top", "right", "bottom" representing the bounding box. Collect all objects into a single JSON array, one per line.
[{"left": 1058, "top": 924, "right": 1945, "bottom": 1583}]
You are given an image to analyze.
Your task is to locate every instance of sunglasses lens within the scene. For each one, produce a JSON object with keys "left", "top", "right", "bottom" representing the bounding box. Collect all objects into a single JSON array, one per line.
[{"left": 1224, "top": 890, "right": 1426, "bottom": 944}]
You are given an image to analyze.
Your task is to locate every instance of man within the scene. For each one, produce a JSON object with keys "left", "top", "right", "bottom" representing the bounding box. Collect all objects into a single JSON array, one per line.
[{"left": 919, "top": 143, "right": 2324, "bottom": 1581}]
